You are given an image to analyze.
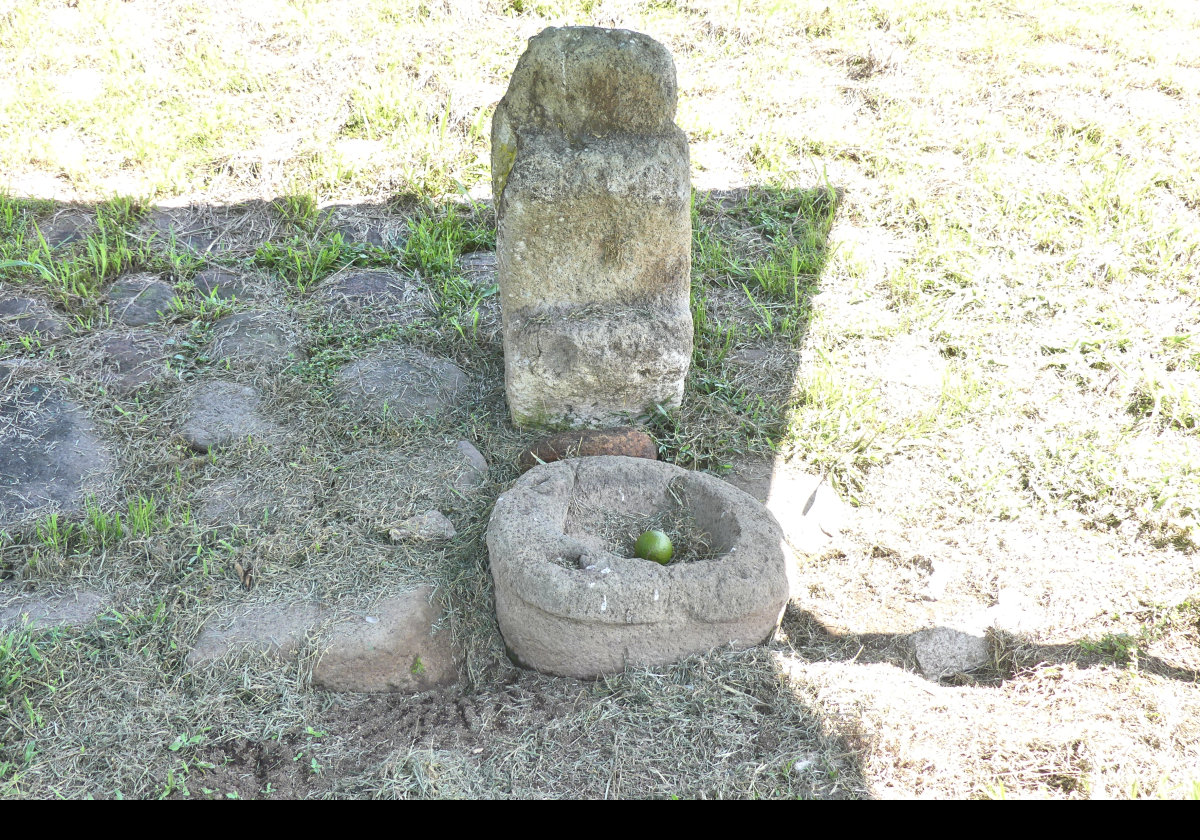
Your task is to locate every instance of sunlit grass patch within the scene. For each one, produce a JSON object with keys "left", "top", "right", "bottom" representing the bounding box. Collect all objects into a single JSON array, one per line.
[
  {"left": 781, "top": 351, "right": 887, "bottom": 498},
  {"left": 1014, "top": 421, "right": 1200, "bottom": 547},
  {"left": 1127, "top": 371, "right": 1200, "bottom": 433}
]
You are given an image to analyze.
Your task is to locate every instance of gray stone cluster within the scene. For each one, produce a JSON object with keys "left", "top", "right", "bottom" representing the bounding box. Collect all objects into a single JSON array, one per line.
[{"left": 0, "top": 28, "right": 807, "bottom": 694}]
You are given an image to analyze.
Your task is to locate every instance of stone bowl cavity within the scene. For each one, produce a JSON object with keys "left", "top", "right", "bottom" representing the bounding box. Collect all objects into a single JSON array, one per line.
[{"left": 486, "top": 456, "right": 790, "bottom": 678}]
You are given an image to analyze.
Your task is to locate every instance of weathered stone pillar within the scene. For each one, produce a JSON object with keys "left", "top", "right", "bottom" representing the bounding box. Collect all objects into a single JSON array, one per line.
[{"left": 492, "top": 27, "right": 692, "bottom": 428}]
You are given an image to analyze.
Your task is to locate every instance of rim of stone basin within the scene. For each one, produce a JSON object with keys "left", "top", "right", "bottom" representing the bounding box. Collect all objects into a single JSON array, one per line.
[{"left": 486, "top": 455, "right": 791, "bottom": 677}]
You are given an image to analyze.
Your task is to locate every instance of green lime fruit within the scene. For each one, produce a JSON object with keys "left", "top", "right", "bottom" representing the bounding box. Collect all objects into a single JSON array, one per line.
[{"left": 635, "top": 529, "right": 674, "bottom": 564}]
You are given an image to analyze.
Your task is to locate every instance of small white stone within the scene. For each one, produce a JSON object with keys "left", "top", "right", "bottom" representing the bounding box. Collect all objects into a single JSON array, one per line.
[{"left": 911, "top": 626, "right": 990, "bottom": 679}]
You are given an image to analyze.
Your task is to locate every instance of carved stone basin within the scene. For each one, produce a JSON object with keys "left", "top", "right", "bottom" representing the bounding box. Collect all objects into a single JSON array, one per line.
[{"left": 486, "top": 456, "right": 790, "bottom": 678}]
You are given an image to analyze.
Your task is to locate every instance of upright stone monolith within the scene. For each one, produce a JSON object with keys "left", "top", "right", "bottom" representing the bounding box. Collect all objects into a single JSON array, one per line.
[{"left": 492, "top": 27, "right": 692, "bottom": 428}]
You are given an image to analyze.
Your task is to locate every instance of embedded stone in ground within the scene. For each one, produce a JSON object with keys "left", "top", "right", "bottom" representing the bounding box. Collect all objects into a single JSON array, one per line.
[
  {"left": 180, "top": 380, "right": 277, "bottom": 452},
  {"left": 0, "top": 589, "right": 108, "bottom": 630},
  {"left": 493, "top": 27, "right": 692, "bottom": 427},
  {"left": 336, "top": 348, "right": 468, "bottom": 422},
  {"left": 458, "top": 251, "right": 497, "bottom": 286},
  {"left": 518, "top": 428, "right": 657, "bottom": 472},
  {"left": 388, "top": 510, "right": 457, "bottom": 542},
  {"left": 317, "top": 269, "right": 427, "bottom": 327},
  {"left": 453, "top": 251, "right": 502, "bottom": 342},
  {"left": 35, "top": 211, "right": 94, "bottom": 248},
  {"left": 145, "top": 208, "right": 217, "bottom": 253},
  {"left": 453, "top": 440, "right": 489, "bottom": 490},
  {"left": 325, "top": 204, "right": 405, "bottom": 250},
  {"left": 95, "top": 331, "right": 168, "bottom": 393},
  {"left": 335, "top": 223, "right": 390, "bottom": 248},
  {"left": 192, "top": 267, "right": 258, "bottom": 302},
  {"left": 910, "top": 627, "right": 991, "bottom": 680},
  {"left": 209, "top": 311, "right": 301, "bottom": 371},
  {"left": 107, "top": 273, "right": 176, "bottom": 326},
  {"left": 487, "top": 456, "right": 790, "bottom": 678},
  {"left": 312, "top": 588, "right": 458, "bottom": 693},
  {"left": 0, "top": 371, "right": 113, "bottom": 525},
  {"left": 187, "top": 602, "right": 324, "bottom": 667},
  {"left": 0, "top": 297, "right": 67, "bottom": 340}
]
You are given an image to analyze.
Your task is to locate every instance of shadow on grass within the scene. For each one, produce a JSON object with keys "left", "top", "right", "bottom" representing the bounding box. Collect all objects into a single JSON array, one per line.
[
  {"left": 1, "top": 180, "right": 841, "bottom": 508},
  {"left": 784, "top": 606, "right": 1200, "bottom": 687},
  {"left": 649, "top": 181, "right": 841, "bottom": 473}
]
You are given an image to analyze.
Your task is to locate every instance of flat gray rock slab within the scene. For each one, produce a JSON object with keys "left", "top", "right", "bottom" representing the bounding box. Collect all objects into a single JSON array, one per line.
[
  {"left": 453, "top": 440, "right": 488, "bottom": 490},
  {"left": 325, "top": 205, "right": 406, "bottom": 250},
  {"left": 388, "top": 510, "right": 457, "bottom": 542},
  {"left": 95, "top": 330, "right": 168, "bottom": 393},
  {"left": 334, "top": 223, "right": 390, "bottom": 249},
  {"left": 458, "top": 251, "right": 497, "bottom": 287},
  {"left": 487, "top": 456, "right": 790, "bottom": 678},
  {"left": 35, "top": 211, "right": 94, "bottom": 248},
  {"left": 145, "top": 208, "right": 217, "bottom": 253},
  {"left": 0, "top": 589, "right": 108, "bottom": 630},
  {"left": 187, "top": 601, "right": 324, "bottom": 666},
  {"left": 107, "top": 273, "right": 176, "bottom": 326},
  {"left": 180, "top": 380, "right": 278, "bottom": 452},
  {"left": 192, "top": 267, "right": 259, "bottom": 302},
  {"left": 317, "top": 269, "right": 428, "bottom": 326},
  {"left": 910, "top": 627, "right": 991, "bottom": 680},
  {"left": 0, "top": 297, "right": 67, "bottom": 340},
  {"left": 312, "top": 588, "right": 458, "bottom": 693},
  {"left": 0, "top": 369, "right": 113, "bottom": 524},
  {"left": 209, "top": 311, "right": 301, "bottom": 371},
  {"left": 455, "top": 251, "right": 502, "bottom": 339},
  {"left": 336, "top": 348, "right": 468, "bottom": 423}
]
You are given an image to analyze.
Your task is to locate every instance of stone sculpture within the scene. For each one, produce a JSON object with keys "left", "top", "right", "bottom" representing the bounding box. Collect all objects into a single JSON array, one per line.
[{"left": 492, "top": 26, "right": 692, "bottom": 427}]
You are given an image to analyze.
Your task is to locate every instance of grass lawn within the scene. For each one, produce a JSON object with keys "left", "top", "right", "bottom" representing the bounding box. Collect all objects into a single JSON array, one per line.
[{"left": 1, "top": 0, "right": 1198, "bottom": 798}]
